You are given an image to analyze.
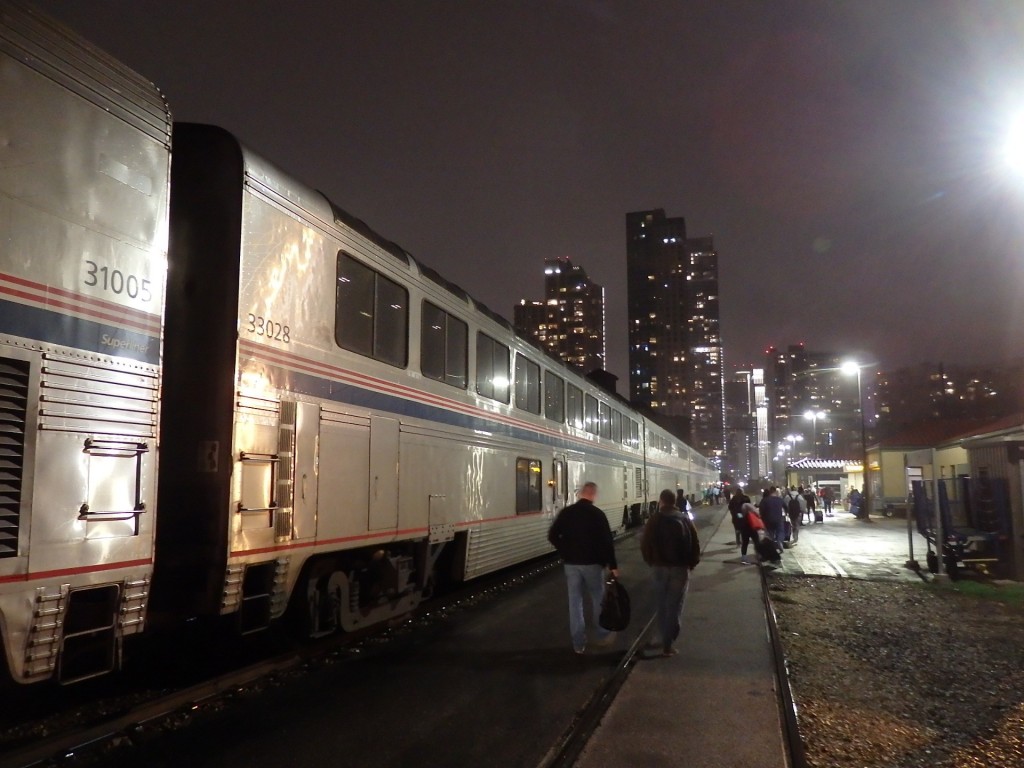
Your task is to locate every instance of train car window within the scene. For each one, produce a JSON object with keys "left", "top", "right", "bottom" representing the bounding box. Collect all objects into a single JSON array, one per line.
[
  {"left": 566, "top": 384, "right": 584, "bottom": 429},
  {"left": 584, "top": 394, "right": 598, "bottom": 435},
  {"left": 514, "top": 354, "right": 541, "bottom": 414},
  {"left": 476, "top": 333, "right": 510, "bottom": 403},
  {"left": 611, "top": 410, "right": 622, "bottom": 443},
  {"left": 515, "top": 457, "right": 542, "bottom": 514},
  {"left": 544, "top": 371, "right": 564, "bottom": 423},
  {"left": 421, "top": 301, "right": 467, "bottom": 388},
  {"left": 336, "top": 252, "right": 408, "bottom": 367},
  {"left": 598, "top": 401, "right": 611, "bottom": 439}
]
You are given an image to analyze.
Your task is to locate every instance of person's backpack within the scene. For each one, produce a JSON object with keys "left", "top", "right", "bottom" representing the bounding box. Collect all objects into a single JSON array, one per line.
[{"left": 787, "top": 493, "right": 801, "bottom": 518}]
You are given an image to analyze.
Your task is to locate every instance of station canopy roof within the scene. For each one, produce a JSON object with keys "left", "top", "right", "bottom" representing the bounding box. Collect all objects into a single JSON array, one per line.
[{"left": 786, "top": 457, "right": 860, "bottom": 470}]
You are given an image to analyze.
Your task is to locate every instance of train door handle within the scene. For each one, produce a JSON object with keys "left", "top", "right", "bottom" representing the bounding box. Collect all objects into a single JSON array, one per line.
[{"left": 302, "top": 474, "right": 307, "bottom": 501}]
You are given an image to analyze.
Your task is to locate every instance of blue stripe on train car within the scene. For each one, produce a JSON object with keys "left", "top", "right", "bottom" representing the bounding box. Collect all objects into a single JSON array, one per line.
[
  {"left": 264, "top": 361, "right": 684, "bottom": 471},
  {"left": 0, "top": 298, "right": 160, "bottom": 366}
]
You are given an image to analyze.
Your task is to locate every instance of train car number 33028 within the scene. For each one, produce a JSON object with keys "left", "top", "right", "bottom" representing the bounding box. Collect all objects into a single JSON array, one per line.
[{"left": 246, "top": 313, "right": 291, "bottom": 342}]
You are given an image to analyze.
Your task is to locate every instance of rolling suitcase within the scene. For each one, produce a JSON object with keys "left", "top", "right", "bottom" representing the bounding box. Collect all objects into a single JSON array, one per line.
[
  {"left": 755, "top": 531, "right": 781, "bottom": 563},
  {"left": 814, "top": 508, "right": 824, "bottom": 523}
]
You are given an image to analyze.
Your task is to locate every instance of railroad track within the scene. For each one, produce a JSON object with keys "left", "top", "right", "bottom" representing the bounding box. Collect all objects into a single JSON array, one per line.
[{"left": 0, "top": 553, "right": 567, "bottom": 768}]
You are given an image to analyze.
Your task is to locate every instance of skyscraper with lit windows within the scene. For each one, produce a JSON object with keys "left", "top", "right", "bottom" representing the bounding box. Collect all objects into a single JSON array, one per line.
[
  {"left": 626, "top": 209, "right": 724, "bottom": 461},
  {"left": 514, "top": 257, "right": 606, "bottom": 374}
]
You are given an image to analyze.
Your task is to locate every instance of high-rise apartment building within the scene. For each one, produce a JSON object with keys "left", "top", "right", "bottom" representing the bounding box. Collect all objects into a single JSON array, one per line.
[
  {"left": 764, "top": 344, "right": 871, "bottom": 463},
  {"left": 626, "top": 209, "right": 724, "bottom": 460},
  {"left": 514, "top": 257, "right": 606, "bottom": 374},
  {"left": 724, "top": 372, "right": 755, "bottom": 482}
]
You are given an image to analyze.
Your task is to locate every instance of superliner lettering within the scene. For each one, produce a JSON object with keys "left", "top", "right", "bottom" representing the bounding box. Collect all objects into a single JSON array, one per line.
[{"left": 101, "top": 334, "right": 150, "bottom": 354}]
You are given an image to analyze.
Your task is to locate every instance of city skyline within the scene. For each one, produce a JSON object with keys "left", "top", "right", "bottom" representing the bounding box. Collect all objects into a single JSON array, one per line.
[{"left": 34, "top": 1, "right": 1024, "bottom": 385}]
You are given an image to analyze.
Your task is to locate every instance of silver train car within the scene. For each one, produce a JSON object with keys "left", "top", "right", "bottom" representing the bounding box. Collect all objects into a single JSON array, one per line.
[
  {"left": 151, "top": 124, "right": 718, "bottom": 640},
  {"left": 0, "top": 3, "right": 717, "bottom": 685},
  {"left": 0, "top": 2, "right": 170, "bottom": 684}
]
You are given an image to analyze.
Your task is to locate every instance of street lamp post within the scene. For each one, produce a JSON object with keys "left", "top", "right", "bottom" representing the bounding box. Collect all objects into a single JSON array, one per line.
[
  {"left": 779, "top": 435, "right": 802, "bottom": 486},
  {"left": 803, "top": 409, "right": 827, "bottom": 459},
  {"left": 841, "top": 361, "right": 869, "bottom": 519}
]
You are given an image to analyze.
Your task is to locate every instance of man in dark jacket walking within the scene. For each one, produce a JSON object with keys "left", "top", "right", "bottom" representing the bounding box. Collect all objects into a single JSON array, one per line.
[
  {"left": 640, "top": 489, "right": 701, "bottom": 656},
  {"left": 548, "top": 482, "right": 619, "bottom": 654},
  {"left": 760, "top": 486, "right": 787, "bottom": 552},
  {"left": 727, "top": 486, "right": 750, "bottom": 545}
]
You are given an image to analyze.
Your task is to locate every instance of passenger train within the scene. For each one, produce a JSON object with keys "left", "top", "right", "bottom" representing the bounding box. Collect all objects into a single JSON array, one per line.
[{"left": 0, "top": 2, "right": 717, "bottom": 686}]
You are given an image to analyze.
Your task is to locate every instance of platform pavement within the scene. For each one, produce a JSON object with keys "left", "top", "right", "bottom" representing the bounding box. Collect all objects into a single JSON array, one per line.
[
  {"left": 767, "top": 506, "right": 929, "bottom": 582},
  {"left": 575, "top": 506, "right": 789, "bottom": 768}
]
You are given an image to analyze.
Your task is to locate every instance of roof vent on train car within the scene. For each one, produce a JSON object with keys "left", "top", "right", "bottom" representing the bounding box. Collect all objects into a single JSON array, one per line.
[
  {"left": 470, "top": 300, "right": 514, "bottom": 332},
  {"left": 585, "top": 369, "right": 619, "bottom": 398},
  {"left": 417, "top": 263, "right": 471, "bottom": 304},
  {"left": 322, "top": 196, "right": 411, "bottom": 267},
  {"left": 0, "top": 357, "right": 29, "bottom": 558}
]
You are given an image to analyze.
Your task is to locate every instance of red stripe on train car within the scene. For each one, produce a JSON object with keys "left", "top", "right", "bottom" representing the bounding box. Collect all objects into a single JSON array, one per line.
[
  {"left": 0, "top": 558, "right": 153, "bottom": 584},
  {"left": 229, "top": 527, "right": 430, "bottom": 557},
  {"left": 0, "top": 272, "right": 161, "bottom": 334}
]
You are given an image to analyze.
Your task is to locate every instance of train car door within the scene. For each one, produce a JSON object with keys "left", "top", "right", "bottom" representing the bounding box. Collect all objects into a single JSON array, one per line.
[
  {"left": 551, "top": 455, "right": 567, "bottom": 512},
  {"left": 368, "top": 416, "right": 399, "bottom": 530},
  {"left": 291, "top": 402, "right": 319, "bottom": 540}
]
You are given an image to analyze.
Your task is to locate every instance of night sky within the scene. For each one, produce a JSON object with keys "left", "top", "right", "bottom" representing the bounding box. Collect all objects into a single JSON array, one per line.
[{"left": 33, "top": 0, "right": 1024, "bottom": 384}]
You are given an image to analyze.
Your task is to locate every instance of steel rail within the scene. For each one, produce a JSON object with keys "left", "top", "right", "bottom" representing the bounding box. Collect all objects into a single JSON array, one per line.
[
  {"left": 0, "top": 549, "right": 570, "bottom": 768},
  {"left": 760, "top": 565, "right": 809, "bottom": 768},
  {"left": 0, "top": 652, "right": 303, "bottom": 768}
]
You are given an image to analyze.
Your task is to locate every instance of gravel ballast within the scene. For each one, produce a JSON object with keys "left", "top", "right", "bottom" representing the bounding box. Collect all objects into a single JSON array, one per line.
[{"left": 769, "top": 576, "right": 1024, "bottom": 768}]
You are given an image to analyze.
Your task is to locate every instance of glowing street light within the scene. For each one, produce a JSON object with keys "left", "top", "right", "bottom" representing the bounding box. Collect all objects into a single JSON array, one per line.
[
  {"left": 803, "top": 410, "right": 827, "bottom": 458},
  {"left": 841, "top": 361, "right": 870, "bottom": 518},
  {"left": 1003, "top": 109, "right": 1024, "bottom": 175}
]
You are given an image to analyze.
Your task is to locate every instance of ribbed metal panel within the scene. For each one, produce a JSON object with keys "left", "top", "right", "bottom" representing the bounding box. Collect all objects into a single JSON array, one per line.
[
  {"left": 0, "top": 356, "right": 29, "bottom": 558},
  {"left": 969, "top": 447, "right": 1011, "bottom": 479},
  {"left": 0, "top": 1, "right": 171, "bottom": 145},
  {"left": 38, "top": 356, "right": 157, "bottom": 438},
  {"left": 464, "top": 515, "right": 554, "bottom": 580}
]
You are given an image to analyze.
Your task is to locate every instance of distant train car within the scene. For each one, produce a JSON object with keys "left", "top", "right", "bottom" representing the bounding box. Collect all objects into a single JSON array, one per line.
[
  {"left": 0, "top": 1, "right": 170, "bottom": 684},
  {"left": 0, "top": 2, "right": 717, "bottom": 686},
  {"left": 150, "top": 124, "right": 717, "bottom": 638}
]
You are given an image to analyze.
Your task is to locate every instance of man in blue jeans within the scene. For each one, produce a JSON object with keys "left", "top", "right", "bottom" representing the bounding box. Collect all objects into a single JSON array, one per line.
[
  {"left": 760, "top": 486, "right": 788, "bottom": 554},
  {"left": 548, "top": 482, "right": 619, "bottom": 654},
  {"left": 640, "top": 489, "right": 701, "bottom": 656}
]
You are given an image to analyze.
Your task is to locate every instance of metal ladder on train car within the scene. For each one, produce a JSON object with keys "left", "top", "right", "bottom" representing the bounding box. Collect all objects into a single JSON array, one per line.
[
  {"left": 23, "top": 584, "right": 69, "bottom": 680},
  {"left": 223, "top": 557, "right": 290, "bottom": 633},
  {"left": 119, "top": 575, "right": 150, "bottom": 635}
]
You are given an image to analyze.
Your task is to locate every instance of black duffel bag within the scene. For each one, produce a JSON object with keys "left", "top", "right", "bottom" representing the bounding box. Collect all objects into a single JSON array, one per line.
[{"left": 599, "top": 575, "right": 631, "bottom": 631}]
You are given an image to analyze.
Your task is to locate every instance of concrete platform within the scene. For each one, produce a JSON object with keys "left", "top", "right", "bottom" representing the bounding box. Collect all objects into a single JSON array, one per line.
[
  {"left": 770, "top": 510, "right": 927, "bottom": 581},
  {"left": 574, "top": 505, "right": 923, "bottom": 767},
  {"left": 575, "top": 509, "right": 788, "bottom": 768}
]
